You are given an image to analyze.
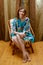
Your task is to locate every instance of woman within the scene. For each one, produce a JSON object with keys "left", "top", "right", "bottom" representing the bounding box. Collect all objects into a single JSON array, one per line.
[{"left": 10, "top": 7, "right": 35, "bottom": 63}]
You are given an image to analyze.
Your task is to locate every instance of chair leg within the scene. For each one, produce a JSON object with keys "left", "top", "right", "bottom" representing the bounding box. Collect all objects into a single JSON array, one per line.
[
  {"left": 12, "top": 44, "right": 17, "bottom": 55},
  {"left": 12, "top": 49, "right": 15, "bottom": 55},
  {"left": 12, "top": 44, "right": 15, "bottom": 55},
  {"left": 30, "top": 43, "right": 34, "bottom": 53},
  {"left": 9, "top": 40, "right": 12, "bottom": 46}
]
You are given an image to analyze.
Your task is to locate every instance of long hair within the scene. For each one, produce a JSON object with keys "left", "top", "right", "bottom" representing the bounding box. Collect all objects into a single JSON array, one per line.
[{"left": 16, "top": 7, "right": 26, "bottom": 19}]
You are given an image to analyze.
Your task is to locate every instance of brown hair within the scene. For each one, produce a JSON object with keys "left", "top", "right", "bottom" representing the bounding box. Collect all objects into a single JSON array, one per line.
[{"left": 16, "top": 7, "right": 26, "bottom": 19}]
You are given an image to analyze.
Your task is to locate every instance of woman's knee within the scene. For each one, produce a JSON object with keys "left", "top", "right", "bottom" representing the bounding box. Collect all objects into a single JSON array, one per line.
[
  {"left": 12, "top": 36, "right": 17, "bottom": 42},
  {"left": 16, "top": 34, "right": 21, "bottom": 39}
]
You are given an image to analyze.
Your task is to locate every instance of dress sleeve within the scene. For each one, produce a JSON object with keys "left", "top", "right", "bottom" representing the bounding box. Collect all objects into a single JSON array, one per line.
[
  {"left": 23, "top": 17, "right": 30, "bottom": 33},
  {"left": 10, "top": 18, "right": 17, "bottom": 33}
]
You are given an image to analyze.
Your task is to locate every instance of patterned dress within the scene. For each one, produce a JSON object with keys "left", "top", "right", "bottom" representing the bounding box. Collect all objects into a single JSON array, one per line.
[{"left": 10, "top": 17, "right": 34, "bottom": 43}]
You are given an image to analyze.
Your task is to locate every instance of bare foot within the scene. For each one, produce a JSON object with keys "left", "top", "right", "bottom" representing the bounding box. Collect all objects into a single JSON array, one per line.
[
  {"left": 23, "top": 55, "right": 27, "bottom": 63},
  {"left": 23, "top": 51, "right": 31, "bottom": 63},
  {"left": 27, "top": 57, "right": 31, "bottom": 62},
  {"left": 23, "top": 58, "right": 27, "bottom": 63},
  {"left": 26, "top": 52, "right": 31, "bottom": 62},
  {"left": 23, "top": 52, "right": 28, "bottom": 63}
]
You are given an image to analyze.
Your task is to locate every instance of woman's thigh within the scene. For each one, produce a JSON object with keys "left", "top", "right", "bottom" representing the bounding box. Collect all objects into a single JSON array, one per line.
[{"left": 11, "top": 36, "right": 21, "bottom": 48}]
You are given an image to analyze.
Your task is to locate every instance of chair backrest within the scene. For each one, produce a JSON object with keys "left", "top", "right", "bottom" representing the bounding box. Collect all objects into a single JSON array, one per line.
[{"left": 8, "top": 20, "right": 12, "bottom": 40}]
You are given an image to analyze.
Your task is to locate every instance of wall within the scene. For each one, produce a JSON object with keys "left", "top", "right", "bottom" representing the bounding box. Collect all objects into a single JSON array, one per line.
[
  {"left": 23, "top": 0, "right": 30, "bottom": 17},
  {"left": 4, "top": 0, "right": 30, "bottom": 40},
  {"left": 4, "top": 0, "right": 16, "bottom": 40},
  {"left": 30, "top": 0, "right": 36, "bottom": 34},
  {"left": 4, "top": 0, "right": 36, "bottom": 41},
  {"left": 36, "top": 0, "right": 43, "bottom": 41},
  {"left": 4, "top": 0, "right": 43, "bottom": 41}
]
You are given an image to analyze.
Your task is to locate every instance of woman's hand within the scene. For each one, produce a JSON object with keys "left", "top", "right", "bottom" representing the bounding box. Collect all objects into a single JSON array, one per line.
[
  {"left": 19, "top": 33, "right": 26, "bottom": 38},
  {"left": 33, "top": 33, "right": 35, "bottom": 38},
  {"left": 14, "top": 31, "right": 25, "bottom": 38}
]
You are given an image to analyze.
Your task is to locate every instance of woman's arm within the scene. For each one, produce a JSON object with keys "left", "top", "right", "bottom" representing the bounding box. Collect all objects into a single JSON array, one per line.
[
  {"left": 30, "top": 23, "right": 35, "bottom": 37},
  {"left": 23, "top": 17, "right": 30, "bottom": 33}
]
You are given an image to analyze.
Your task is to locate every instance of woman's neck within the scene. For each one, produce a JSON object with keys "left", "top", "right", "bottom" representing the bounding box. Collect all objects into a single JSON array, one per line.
[{"left": 20, "top": 16, "right": 26, "bottom": 21}]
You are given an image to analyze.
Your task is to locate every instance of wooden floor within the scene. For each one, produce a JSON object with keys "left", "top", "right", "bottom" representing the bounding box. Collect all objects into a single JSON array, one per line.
[{"left": 0, "top": 41, "right": 43, "bottom": 65}]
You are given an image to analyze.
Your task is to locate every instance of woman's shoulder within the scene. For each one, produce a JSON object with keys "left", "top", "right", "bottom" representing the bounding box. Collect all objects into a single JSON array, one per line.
[
  {"left": 10, "top": 17, "right": 18, "bottom": 23},
  {"left": 13, "top": 17, "right": 18, "bottom": 21},
  {"left": 25, "top": 17, "right": 30, "bottom": 22}
]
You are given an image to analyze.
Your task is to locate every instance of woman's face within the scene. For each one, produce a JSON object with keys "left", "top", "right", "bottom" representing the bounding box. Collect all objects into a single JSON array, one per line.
[{"left": 19, "top": 9, "right": 25, "bottom": 19}]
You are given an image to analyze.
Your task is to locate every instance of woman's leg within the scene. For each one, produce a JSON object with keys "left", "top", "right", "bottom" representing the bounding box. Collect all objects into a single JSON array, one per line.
[
  {"left": 12, "top": 36, "right": 28, "bottom": 56},
  {"left": 11, "top": 36, "right": 21, "bottom": 55},
  {"left": 16, "top": 34, "right": 31, "bottom": 62},
  {"left": 12, "top": 36, "right": 22, "bottom": 51}
]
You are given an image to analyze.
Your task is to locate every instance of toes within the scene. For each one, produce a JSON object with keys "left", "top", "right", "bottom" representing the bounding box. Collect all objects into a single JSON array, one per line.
[
  {"left": 23, "top": 59, "right": 27, "bottom": 63},
  {"left": 27, "top": 57, "right": 31, "bottom": 62},
  {"left": 23, "top": 51, "right": 31, "bottom": 63}
]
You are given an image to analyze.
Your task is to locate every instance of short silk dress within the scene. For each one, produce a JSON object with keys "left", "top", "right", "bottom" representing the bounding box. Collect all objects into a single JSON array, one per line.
[{"left": 10, "top": 17, "right": 34, "bottom": 43}]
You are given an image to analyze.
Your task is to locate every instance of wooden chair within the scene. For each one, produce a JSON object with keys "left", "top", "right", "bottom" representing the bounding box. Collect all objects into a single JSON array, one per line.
[{"left": 8, "top": 19, "right": 34, "bottom": 55}]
